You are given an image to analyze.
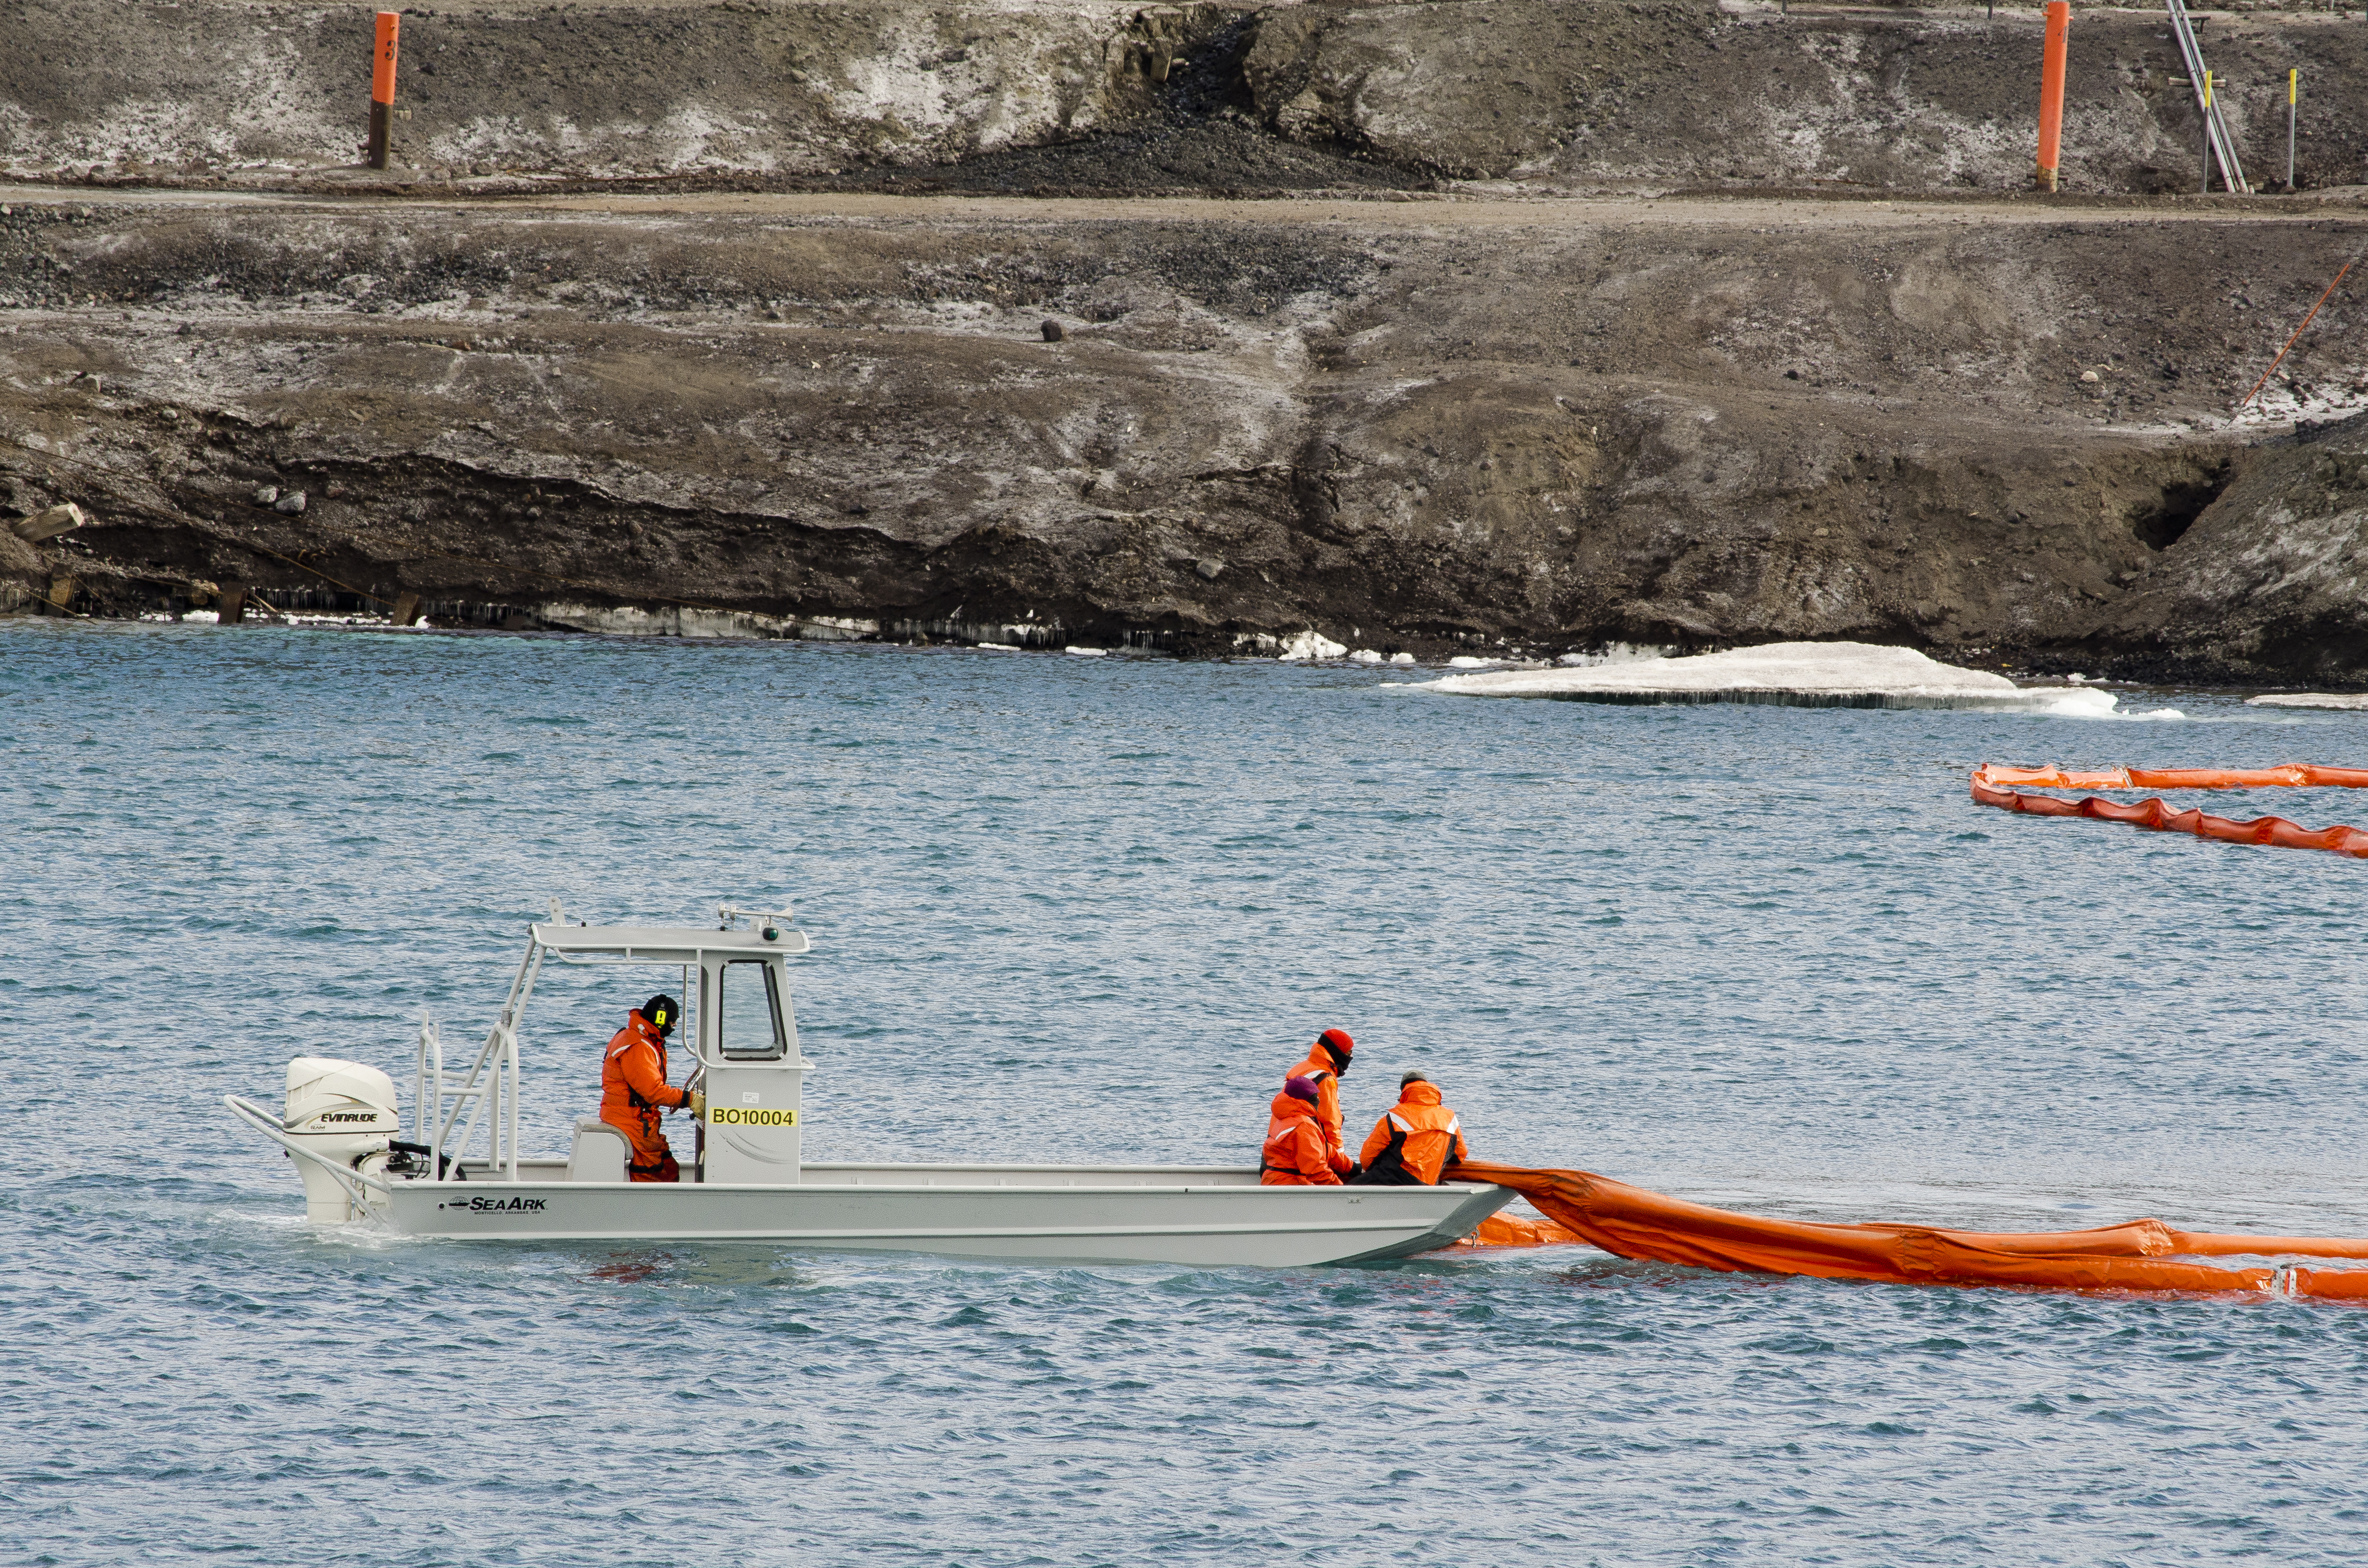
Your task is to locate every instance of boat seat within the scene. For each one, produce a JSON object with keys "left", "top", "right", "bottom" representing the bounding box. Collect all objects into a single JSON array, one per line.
[{"left": 567, "top": 1118, "right": 630, "bottom": 1183}]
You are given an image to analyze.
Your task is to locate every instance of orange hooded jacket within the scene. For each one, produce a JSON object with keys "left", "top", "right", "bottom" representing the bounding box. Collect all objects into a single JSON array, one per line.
[
  {"left": 1260, "top": 1090, "right": 1344, "bottom": 1186},
  {"left": 1283, "top": 1037, "right": 1354, "bottom": 1176},
  {"left": 1357, "top": 1080, "right": 1468, "bottom": 1185},
  {"left": 601, "top": 1009, "right": 691, "bottom": 1180}
]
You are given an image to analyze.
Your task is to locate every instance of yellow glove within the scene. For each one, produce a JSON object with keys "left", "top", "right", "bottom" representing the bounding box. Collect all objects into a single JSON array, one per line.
[{"left": 687, "top": 1089, "right": 706, "bottom": 1119}]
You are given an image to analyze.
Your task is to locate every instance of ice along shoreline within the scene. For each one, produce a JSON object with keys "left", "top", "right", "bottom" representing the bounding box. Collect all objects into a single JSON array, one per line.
[{"left": 1413, "top": 642, "right": 2129, "bottom": 714}]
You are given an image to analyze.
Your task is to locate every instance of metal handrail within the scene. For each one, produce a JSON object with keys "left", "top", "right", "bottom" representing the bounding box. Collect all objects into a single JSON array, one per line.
[
  {"left": 419, "top": 936, "right": 543, "bottom": 1182},
  {"left": 223, "top": 1094, "right": 394, "bottom": 1211}
]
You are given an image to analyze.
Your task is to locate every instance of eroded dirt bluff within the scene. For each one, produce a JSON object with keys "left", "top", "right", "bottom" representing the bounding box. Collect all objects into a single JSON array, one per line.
[
  {"left": 4, "top": 189, "right": 2364, "bottom": 675},
  {"left": 7, "top": 0, "right": 2368, "bottom": 196},
  {"left": 2088, "top": 410, "right": 2368, "bottom": 683}
]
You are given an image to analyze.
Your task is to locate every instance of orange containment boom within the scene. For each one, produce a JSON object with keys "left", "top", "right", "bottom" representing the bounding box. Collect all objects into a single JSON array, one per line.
[
  {"left": 1969, "top": 762, "right": 2368, "bottom": 859},
  {"left": 1446, "top": 1161, "right": 2368, "bottom": 1298}
]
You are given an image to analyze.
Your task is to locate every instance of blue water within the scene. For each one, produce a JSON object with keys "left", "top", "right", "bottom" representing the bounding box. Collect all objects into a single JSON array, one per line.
[{"left": 9, "top": 622, "right": 2368, "bottom": 1566}]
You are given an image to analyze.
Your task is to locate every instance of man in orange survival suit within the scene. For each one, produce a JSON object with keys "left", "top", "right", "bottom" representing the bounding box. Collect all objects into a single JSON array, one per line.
[
  {"left": 1260, "top": 1077, "right": 1344, "bottom": 1185},
  {"left": 601, "top": 993, "right": 704, "bottom": 1182},
  {"left": 1282, "top": 1028, "right": 1357, "bottom": 1179},
  {"left": 1352, "top": 1071, "right": 1469, "bottom": 1186}
]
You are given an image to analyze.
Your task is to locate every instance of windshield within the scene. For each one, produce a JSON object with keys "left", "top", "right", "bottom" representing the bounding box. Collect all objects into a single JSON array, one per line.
[{"left": 716, "top": 959, "right": 786, "bottom": 1061}]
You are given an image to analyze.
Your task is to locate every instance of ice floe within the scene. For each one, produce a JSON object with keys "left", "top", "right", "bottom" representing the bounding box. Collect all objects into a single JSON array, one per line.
[
  {"left": 2248, "top": 693, "right": 2368, "bottom": 710},
  {"left": 1417, "top": 641, "right": 2142, "bottom": 713}
]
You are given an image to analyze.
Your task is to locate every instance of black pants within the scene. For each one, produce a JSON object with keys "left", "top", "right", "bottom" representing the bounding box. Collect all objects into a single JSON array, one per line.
[{"left": 1348, "top": 1156, "right": 1424, "bottom": 1187}]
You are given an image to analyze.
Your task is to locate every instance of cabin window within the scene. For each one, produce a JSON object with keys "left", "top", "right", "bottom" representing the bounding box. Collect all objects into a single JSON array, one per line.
[{"left": 717, "top": 960, "right": 786, "bottom": 1060}]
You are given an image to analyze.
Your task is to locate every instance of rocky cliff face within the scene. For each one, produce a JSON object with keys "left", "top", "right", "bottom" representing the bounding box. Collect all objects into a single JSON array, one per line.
[
  {"left": 6, "top": 191, "right": 2362, "bottom": 677},
  {"left": 2089, "top": 412, "right": 2368, "bottom": 682}
]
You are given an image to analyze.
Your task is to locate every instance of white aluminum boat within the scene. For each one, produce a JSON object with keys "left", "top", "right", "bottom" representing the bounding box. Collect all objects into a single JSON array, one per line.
[{"left": 225, "top": 906, "right": 1511, "bottom": 1266}]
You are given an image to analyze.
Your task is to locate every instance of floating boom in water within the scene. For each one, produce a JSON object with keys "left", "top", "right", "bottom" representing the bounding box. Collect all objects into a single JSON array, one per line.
[
  {"left": 1970, "top": 763, "right": 2368, "bottom": 859},
  {"left": 1447, "top": 1162, "right": 2368, "bottom": 1299}
]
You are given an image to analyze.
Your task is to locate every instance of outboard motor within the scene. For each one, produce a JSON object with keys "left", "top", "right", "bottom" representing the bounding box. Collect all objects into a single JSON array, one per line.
[{"left": 284, "top": 1057, "right": 399, "bottom": 1222}]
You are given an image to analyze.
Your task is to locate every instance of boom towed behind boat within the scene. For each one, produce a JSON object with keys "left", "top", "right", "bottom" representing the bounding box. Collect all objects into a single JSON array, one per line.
[{"left": 224, "top": 907, "right": 1511, "bottom": 1266}]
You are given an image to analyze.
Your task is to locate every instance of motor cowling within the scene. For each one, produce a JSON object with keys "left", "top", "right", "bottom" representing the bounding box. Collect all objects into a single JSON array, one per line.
[{"left": 285, "top": 1057, "right": 399, "bottom": 1222}]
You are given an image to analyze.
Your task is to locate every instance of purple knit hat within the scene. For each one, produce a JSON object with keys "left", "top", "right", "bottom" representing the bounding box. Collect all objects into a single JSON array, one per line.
[{"left": 1283, "top": 1076, "right": 1320, "bottom": 1104}]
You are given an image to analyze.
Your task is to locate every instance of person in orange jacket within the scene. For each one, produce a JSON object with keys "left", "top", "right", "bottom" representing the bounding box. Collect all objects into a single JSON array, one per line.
[
  {"left": 1283, "top": 1027, "right": 1357, "bottom": 1178},
  {"left": 1260, "top": 1077, "right": 1344, "bottom": 1186},
  {"left": 600, "top": 993, "right": 703, "bottom": 1183},
  {"left": 1352, "top": 1071, "right": 1469, "bottom": 1186}
]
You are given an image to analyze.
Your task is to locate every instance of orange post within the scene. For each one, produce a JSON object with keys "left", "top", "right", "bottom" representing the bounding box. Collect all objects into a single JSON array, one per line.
[
  {"left": 2035, "top": 1, "right": 2070, "bottom": 192},
  {"left": 365, "top": 12, "right": 401, "bottom": 171}
]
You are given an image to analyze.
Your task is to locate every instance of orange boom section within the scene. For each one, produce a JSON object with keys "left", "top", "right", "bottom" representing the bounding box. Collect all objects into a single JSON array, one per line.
[
  {"left": 1969, "top": 762, "right": 2368, "bottom": 859},
  {"left": 1444, "top": 1161, "right": 2368, "bottom": 1299}
]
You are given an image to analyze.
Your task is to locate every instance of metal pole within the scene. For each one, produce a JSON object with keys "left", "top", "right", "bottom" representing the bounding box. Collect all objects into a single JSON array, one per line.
[
  {"left": 414, "top": 1014, "right": 427, "bottom": 1167},
  {"left": 366, "top": 12, "right": 400, "bottom": 170},
  {"left": 506, "top": 947, "right": 542, "bottom": 1182},
  {"left": 2202, "top": 70, "right": 2213, "bottom": 194},
  {"left": 2288, "top": 68, "right": 2298, "bottom": 191},
  {"left": 506, "top": 1029, "right": 519, "bottom": 1180},
  {"left": 429, "top": 1021, "right": 444, "bottom": 1182}
]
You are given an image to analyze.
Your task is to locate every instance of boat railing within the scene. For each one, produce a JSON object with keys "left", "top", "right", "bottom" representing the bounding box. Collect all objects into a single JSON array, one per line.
[
  {"left": 416, "top": 933, "right": 544, "bottom": 1183},
  {"left": 222, "top": 1093, "right": 394, "bottom": 1209}
]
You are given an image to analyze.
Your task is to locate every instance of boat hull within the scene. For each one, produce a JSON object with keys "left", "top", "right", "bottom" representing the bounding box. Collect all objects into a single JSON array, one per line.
[{"left": 375, "top": 1161, "right": 1515, "bottom": 1267}]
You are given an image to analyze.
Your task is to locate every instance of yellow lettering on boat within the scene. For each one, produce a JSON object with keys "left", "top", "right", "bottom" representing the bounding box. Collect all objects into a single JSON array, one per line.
[{"left": 707, "top": 1106, "right": 799, "bottom": 1127}]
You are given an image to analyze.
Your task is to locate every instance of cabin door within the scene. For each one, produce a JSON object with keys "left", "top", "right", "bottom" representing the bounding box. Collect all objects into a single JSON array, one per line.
[{"left": 700, "top": 956, "right": 807, "bottom": 1183}]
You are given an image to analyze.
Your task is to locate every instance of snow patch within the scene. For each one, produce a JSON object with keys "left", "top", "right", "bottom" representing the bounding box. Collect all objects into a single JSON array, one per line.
[
  {"left": 1276, "top": 629, "right": 1348, "bottom": 662},
  {"left": 1558, "top": 643, "right": 1671, "bottom": 668}
]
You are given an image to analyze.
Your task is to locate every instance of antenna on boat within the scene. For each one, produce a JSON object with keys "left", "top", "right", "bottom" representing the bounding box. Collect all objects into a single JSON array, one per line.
[{"left": 719, "top": 904, "right": 796, "bottom": 942}]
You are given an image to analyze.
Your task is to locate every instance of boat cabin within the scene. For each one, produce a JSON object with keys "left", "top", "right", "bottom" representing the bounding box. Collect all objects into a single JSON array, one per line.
[{"left": 417, "top": 905, "right": 816, "bottom": 1186}]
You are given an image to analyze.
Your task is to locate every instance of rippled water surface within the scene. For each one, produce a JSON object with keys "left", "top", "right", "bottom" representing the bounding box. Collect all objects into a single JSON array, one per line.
[{"left": 10, "top": 623, "right": 2368, "bottom": 1566}]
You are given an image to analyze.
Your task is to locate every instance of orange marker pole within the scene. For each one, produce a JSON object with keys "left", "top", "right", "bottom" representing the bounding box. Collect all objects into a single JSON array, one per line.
[
  {"left": 365, "top": 12, "right": 401, "bottom": 171},
  {"left": 2035, "top": 0, "right": 2070, "bottom": 192}
]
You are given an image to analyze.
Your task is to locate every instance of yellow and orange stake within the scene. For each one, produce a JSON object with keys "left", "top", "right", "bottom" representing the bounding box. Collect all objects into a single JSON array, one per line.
[
  {"left": 2288, "top": 68, "right": 2300, "bottom": 191},
  {"left": 2035, "top": 0, "right": 2070, "bottom": 192},
  {"left": 366, "top": 11, "right": 401, "bottom": 171}
]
